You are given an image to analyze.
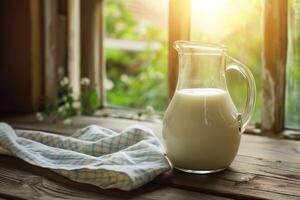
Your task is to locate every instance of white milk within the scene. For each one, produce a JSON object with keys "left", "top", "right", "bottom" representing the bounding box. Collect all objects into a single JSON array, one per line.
[{"left": 163, "top": 88, "right": 241, "bottom": 171}]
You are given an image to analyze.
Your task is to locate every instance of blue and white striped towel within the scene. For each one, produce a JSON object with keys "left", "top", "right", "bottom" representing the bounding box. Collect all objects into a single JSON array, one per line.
[{"left": 0, "top": 123, "right": 171, "bottom": 190}]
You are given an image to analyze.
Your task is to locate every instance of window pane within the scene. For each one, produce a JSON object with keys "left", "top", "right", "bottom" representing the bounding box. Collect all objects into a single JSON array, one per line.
[
  {"left": 104, "top": 0, "right": 168, "bottom": 110},
  {"left": 191, "top": 0, "right": 262, "bottom": 125},
  {"left": 285, "top": 0, "right": 300, "bottom": 129}
]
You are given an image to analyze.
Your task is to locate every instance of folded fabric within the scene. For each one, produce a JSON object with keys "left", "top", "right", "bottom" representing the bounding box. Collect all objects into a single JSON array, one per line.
[{"left": 0, "top": 123, "right": 171, "bottom": 191}]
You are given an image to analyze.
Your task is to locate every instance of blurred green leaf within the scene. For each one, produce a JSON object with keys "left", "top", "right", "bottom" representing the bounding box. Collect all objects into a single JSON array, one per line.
[{"left": 90, "top": 89, "right": 100, "bottom": 109}]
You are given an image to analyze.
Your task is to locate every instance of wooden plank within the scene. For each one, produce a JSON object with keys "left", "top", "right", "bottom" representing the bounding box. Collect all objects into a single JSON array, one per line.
[
  {"left": 2, "top": 114, "right": 300, "bottom": 157},
  {"left": 0, "top": 156, "right": 230, "bottom": 200},
  {"left": 30, "top": 0, "right": 42, "bottom": 112},
  {"left": 1, "top": 114, "right": 164, "bottom": 141},
  {"left": 0, "top": 0, "right": 42, "bottom": 114},
  {"left": 80, "top": 0, "right": 105, "bottom": 107},
  {"left": 160, "top": 167, "right": 300, "bottom": 200},
  {"left": 97, "top": 0, "right": 105, "bottom": 108},
  {"left": 44, "top": 0, "right": 58, "bottom": 99},
  {"left": 168, "top": 0, "right": 191, "bottom": 99},
  {"left": 161, "top": 122, "right": 298, "bottom": 199},
  {"left": 57, "top": 15, "right": 67, "bottom": 80},
  {"left": 1, "top": 115, "right": 300, "bottom": 200},
  {"left": 0, "top": 0, "right": 32, "bottom": 114},
  {"left": 160, "top": 129, "right": 300, "bottom": 198},
  {"left": 262, "top": 0, "right": 288, "bottom": 134},
  {"left": 238, "top": 133, "right": 300, "bottom": 163},
  {"left": 282, "top": 129, "right": 300, "bottom": 140},
  {"left": 67, "top": 0, "right": 81, "bottom": 98}
]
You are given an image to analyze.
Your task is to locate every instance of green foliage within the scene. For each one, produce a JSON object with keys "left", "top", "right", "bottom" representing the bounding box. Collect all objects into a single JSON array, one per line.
[
  {"left": 285, "top": 0, "right": 300, "bottom": 129},
  {"left": 81, "top": 85, "right": 100, "bottom": 115},
  {"left": 105, "top": 0, "right": 262, "bottom": 119},
  {"left": 57, "top": 81, "right": 77, "bottom": 118},
  {"left": 105, "top": 0, "right": 168, "bottom": 111},
  {"left": 41, "top": 77, "right": 100, "bottom": 121},
  {"left": 41, "top": 78, "right": 78, "bottom": 120}
]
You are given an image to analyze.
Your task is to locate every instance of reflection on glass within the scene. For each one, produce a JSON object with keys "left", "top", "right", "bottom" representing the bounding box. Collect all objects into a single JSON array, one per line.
[{"left": 191, "top": 0, "right": 262, "bottom": 124}]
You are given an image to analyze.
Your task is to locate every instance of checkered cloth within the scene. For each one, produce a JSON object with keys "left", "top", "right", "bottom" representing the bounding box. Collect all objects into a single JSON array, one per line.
[{"left": 0, "top": 123, "right": 171, "bottom": 191}]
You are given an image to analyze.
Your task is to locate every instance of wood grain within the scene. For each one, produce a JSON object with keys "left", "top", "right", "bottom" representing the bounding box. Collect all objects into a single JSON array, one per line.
[
  {"left": 0, "top": 0, "right": 42, "bottom": 114},
  {"left": 67, "top": 0, "right": 81, "bottom": 98},
  {"left": 0, "top": 156, "right": 230, "bottom": 200},
  {"left": 160, "top": 155, "right": 300, "bottom": 200},
  {"left": 56, "top": 15, "right": 68, "bottom": 80},
  {"left": 1, "top": 114, "right": 164, "bottom": 141},
  {"left": 30, "top": 0, "right": 42, "bottom": 112},
  {"left": 1, "top": 115, "right": 300, "bottom": 200},
  {"left": 262, "top": 0, "right": 287, "bottom": 133},
  {"left": 43, "top": 0, "right": 58, "bottom": 99},
  {"left": 81, "top": 0, "right": 105, "bottom": 107}
]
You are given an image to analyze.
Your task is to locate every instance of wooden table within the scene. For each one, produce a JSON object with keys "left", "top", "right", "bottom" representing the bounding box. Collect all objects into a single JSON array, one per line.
[{"left": 0, "top": 115, "right": 300, "bottom": 200}]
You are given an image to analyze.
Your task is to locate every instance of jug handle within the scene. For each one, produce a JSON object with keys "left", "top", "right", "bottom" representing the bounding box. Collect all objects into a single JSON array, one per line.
[{"left": 225, "top": 55, "right": 256, "bottom": 132}]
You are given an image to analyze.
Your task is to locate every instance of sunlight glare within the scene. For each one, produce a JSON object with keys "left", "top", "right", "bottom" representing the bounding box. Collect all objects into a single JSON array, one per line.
[
  {"left": 193, "top": 0, "right": 229, "bottom": 10},
  {"left": 192, "top": 0, "right": 232, "bottom": 38}
]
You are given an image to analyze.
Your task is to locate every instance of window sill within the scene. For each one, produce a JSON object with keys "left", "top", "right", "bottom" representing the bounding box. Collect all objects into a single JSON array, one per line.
[
  {"left": 1, "top": 108, "right": 300, "bottom": 141},
  {"left": 1, "top": 109, "right": 300, "bottom": 200}
]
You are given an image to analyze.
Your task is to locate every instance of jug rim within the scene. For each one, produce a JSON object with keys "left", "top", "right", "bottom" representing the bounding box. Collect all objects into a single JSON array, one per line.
[{"left": 173, "top": 40, "right": 227, "bottom": 55}]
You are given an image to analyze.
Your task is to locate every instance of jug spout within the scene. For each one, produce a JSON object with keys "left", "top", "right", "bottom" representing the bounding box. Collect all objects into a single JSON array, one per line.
[
  {"left": 173, "top": 41, "right": 228, "bottom": 90},
  {"left": 173, "top": 41, "right": 227, "bottom": 55}
]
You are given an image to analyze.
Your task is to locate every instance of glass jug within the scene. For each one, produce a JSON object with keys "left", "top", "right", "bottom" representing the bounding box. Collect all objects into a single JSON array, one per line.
[{"left": 163, "top": 41, "right": 256, "bottom": 174}]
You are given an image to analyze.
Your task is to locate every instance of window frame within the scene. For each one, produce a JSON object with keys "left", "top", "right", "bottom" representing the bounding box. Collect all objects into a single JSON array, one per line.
[
  {"left": 46, "top": 0, "right": 299, "bottom": 138},
  {"left": 261, "top": 0, "right": 287, "bottom": 135}
]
